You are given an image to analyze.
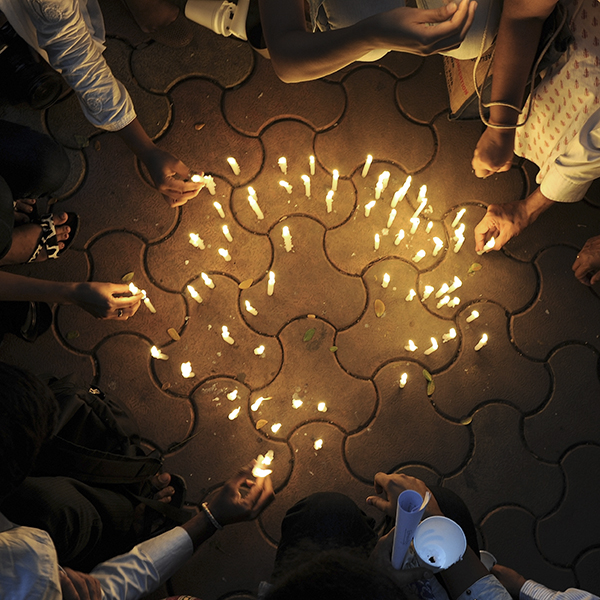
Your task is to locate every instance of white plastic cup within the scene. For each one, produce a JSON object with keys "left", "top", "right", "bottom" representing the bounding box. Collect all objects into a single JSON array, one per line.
[
  {"left": 185, "top": 0, "right": 249, "bottom": 39},
  {"left": 479, "top": 550, "right": 497, "bottom": 571},
  {"left": 413, "top": 516, "right": 467, "bottom": 573}
]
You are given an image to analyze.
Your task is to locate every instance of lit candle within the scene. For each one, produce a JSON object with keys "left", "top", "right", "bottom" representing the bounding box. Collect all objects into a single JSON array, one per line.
[
  {"left": 227, "top": 390, "right": 238, "bottom": 400},
  {"left": 448, "top": 276, "right": 463, "bottom": 294},
  {"left": 478, "top": 236, "right": 496, "bottom": 255},
  {"left": 374, "top": 233, "right": 380, "bottom": 250},
  {"left": 314, "top": 439, "right": 323, "bottom": 450},
  {"left": 379, "top": 171, "right": 390, "bottom": 190},
  {"left": 437, "top": 295, "right": 451, "bottom": 308},
  {"left": 432, "top": 237, "right": 444, "bottom": 256},
  {"left": 201, "top": 273, "right": 215, "bottom": 289},
  {"left": 424, "top": 337, "right": 439, "bottom": 355},
  {"left": 394, "top": 229, "right": 405, "bottom": 246},
  {"left": 279, "top": 180, "right": 293, "bottom": 194},
  {"left": 405, "top": 289, "right": 416, "bottom": 301},
  {"left": 453, "top": 235, "right": 465, "bottom": 253},
  {"left": 222, "top": 225, "right": 233, "bottom": 242},
  {"left": 422, "top": 285, "right": 434, "bottom": 300},
  {"left": 150, "top": 346, "right": 169, "bottom": 360},
  {"left": 418, "top": 185, "right": 427, "bottom": 200},
  {"left": 317, "top": 402, "right": 327, "bottom": 412},
  {"left": 391, "top": 176, "right": 411, "bottom": 208},
  {"left": 412, "top": 249, "right": 426, "bottom": 263},
  {"left": 387, "top": 209, "right": 397, "bottom": 228},
  {"left": 405, "top": 340, "right": 417, "bottom": 352},
  {"left": 254, "top": 345, "right": 265, "bottom": 356},
  {"left": 282, "top": 226, "right": 293, "bottom": 252},
  {"left": 221, "top": 325, "right": 235, "bottom": 345},
  {"left": 218, "top": 248, "right": 232, "bottom": 262},
  {"left": 382, "top": 273, "right": 391, "bottom": 289},
  {"left": 204, "top": 175, "right": 216, "bottom": 195},
  {"left": 245, "top": 300, "right": 258, "bottom": 316},
  {"left": 271, "top": 423, "right": 282, "bottom": 433},
  {"left": 248, "top": 186, "right": 257, "bottom": 199},
  {"left": 301, "top": 174, "right": 311, "bottom": 197},
  {"left": 227, "top": 157, "right": 241, "bottom": 175},
  {"left": 143, "top": 295, "right": 156, "bottom": 314},
  {"left": 375, "top": 182, "right": 383, "bottom": 200},
  {"left": 129, "top": 282, "right": 140, "bottom": 295},
  {"left": 442, "top": 328, "right": 457, "bottom": 343},
  {"left": 267, "top": 271, "right": 275, "bottom": 296},
  {"left": 410, "top": 217, "right": 420, "bottom": 235},
  {"left": 252, "top": 450, "right": 274, "bottom": 476},
  {"left": 309, "top": 155, "right": 316, "bottom": 176},
  {"left": 190, "top": 173, "right": 203, "bottom": 183},
  {"left": 189, "top": 233, "right": 205, "bottom": 249},
  {"left": 448, "top": 297, "right": 460, "bottom": 308},
  {"left": 251, "top": 396, "right": 268, "bottom": 411},
  {"left": 181, "top": 361, "right": 195, "bottom": 378},
  {"left": 364, "top": 200, "right": 376, "bottom": 217},
  {"left": 399, "top": 373, "right": 408, "bottom": 388},
  {"left": 436, "top": 283, "right": 450, "bottom": 298},
  {"left": 412, "top": 197, "right": 428, "bottom": 220},
  {"left": 326, "top": 190, "right": 334, "bottom": 213},
  {"left": 292, "top": 399, "right": 303, "bottom": 409},
  {"left": 228, "top": 407, "right": 241, "bottom": 420},
  {"left": 278, "top": 157, "right": 287, "bottom": 174},
  {"left": 332, "top": 169, "right": 339, "bottom": 191},
  {"left": 474, "top": 333, "right": 488, "bottom": 351},
  {"left": 361, "top": 154, "right": 373, "bottom": 178},
  {"left": 248, "top": 196, "right": 264, "bottom": 220},
  {"left": 451, "top": 208, "right": 466, "bottom": 228},
  {"left": 454, "top": 223, "right": 466, "bottom": 241},
  {"left": 187, "top": 285, "right": 203, "bottom": 304},
  {"left": 213, "top": 202, "right": 225, "bottom": 218},
  {"left": 466, "top": 310, "right": 479, "bottom": 323},
  {"left": 426, "top": 221, "right": 433, "bottom": 233}
]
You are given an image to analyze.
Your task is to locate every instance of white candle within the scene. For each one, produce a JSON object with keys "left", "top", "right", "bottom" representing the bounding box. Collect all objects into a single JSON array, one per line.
[
  {"left": 301, "top": 174, "right": 311, "bottom": 197},
  {"left": 448, "top": 276, "right": 463, "bottom": 294},
  {"left": 248, "top": 186, "right": 257, "bottom": 199},
  {"left": 405, "top": 289, "right": 416, "bottom": 301},
  {"left": 442, "top": 328, "right": 457, "bottom": 343},
  {"left": 364, "top": 200, "right": 376, "bottom": 217},
  {"left": 432, "top": 237, "right": 444, "bottom": 256},
  {"left": 227, "top": 390, "right": 238, "bottom": 400},
  {"left": 204, "top": 175, "right": 216, "bottom": 195},
  {"left": 221, "top": 325, "right": 235, "bottom": 345},
  {"left": 399, "top": 373, "right": 408, "bottom": 388},
  {"left": 326, "top": 190, "right": 334, "bottom": 213},
  {"left": 453, "top": 236, "right": 465, "bottom": 253},
  {"left": 394, "top": 229, "right": 405, "bottom": 246},
  {"left": 245, "top": 300, "right": 258, "bottom": 316},
  {"left": 478, "top": 236, "right": 496, "bottom": 255},
  {"left": 282, "top": 226, "right": 293, "bottom": 252},
  {"left": 361, "top": 154, "right": 373, "bottom": 178},
  {"left": 190, "top": 173, "right": 203, "bottom": 183},
  {"left": 451, "top": 208, "right": 466, "bottom": 228},
  {"left": 437, "top": 295, "right": 451, "bottom": 308},
  {"left": 387, "top": 209, "right": 397, "bottom": 228},
  {"left": 448, "top": 297, "right": 460, "bottom": 308},
  {"left": 404, "top": 340, "right": 417, "bottom": 352},
  {"left": 410, "top": 217, "right": 420, "bottom": 235},
  {"left": 382, "top": 273, "right": 391, "bottom": 289},
  {"left": 228, "top": 407, "right": 241, "bottom": 420},
  {"left": 150, "top": 346, "right": 169, "bottom": 360},
  {"left": 426, "top": 221, "right": 433, "bottom": 233},
  {"left": 267, "top": 271, "right": 275, "bottom": 296},
  {"left": 412, "top": 249, "right": 426, "bottom": 263},
  {"left": 271, "top": 423, "right": 282, "bottom": 433},
  {"left": 422, "top": 285, "right": 434, "bottom": 300},
  {"left": 375, "top": 182, "right": 383, "bottom": 200},
  {"left": 374, "top": 233, "right": 380, "bottom": 250},
  {"left": 213, "top": 202, "right": 225, "bottom": 218},
  {"left": 424, "top": 337, "right": 439, "bottom": 355},
  {"left": 189, "top": 233, "right": 205, "bottom": 249},
  {"left": 251, "top": 396, "right": 267, "bottom": 411},
  {"left": 436, "top": 283, "right": 450, "bottom": 298},
  {"left": 248, "top": 195, "right": 264, "bottom": 220},
  {"left": 474, "top": 333, "right": 488, "bottom": 351},
  {"left": 254, "top": 345, "right": 265, "bottom": 356},
  {"left": 222, "top": 225, "right": 233, "bottom": 242},
  {"left": 292, "top": 399, "right": 303, "bottom": 409},
  {"left": 253, "top": 450, "right": 274, "bottom": 476},
  {"left": 314, "top": 439, "right": 323, "bottom": 450},
  {"left": 317, "top": 402, "right": 327, "bottom": 412},
  {"left": 278, "top": 157, "right": 287, "bottom": 174},
  {"left": 379, "top": 171, "right": 390, "bottom": 190},
  {"left": 181, "top": 361, "right": 195, "bottom": 378},
  {"left": 412, "top": 197, "right": 428, "bottom": 220},
  {"left": 129, "top": 282, "right": 140, "bottom": 295},
  {"left": 466, "top": 310, "right": 480, "bottom": 323},
  {"left": 391, "top": 176, "right": 411, "bottom": 208},
  {"left": 279, "top": 180, "right": 293, "bottom": 194},
  {"left": 332, "top": 169, "right": 339, "bottom": 191},
  {"left": 418, "top": 185, "right": 427, "bottom": 200},
  {"left": 453, "top": 223, "right": 466, "bottom": 241},
  {"left": 143, "top": 296, "right": 156, "bottom": 313},
  {"left": 201, "top": 272, "right": 215, "bottom": 289},
  {"left": 227, "top": 157, "right": 241, "bottom": 175},
  {"left": 309, "top": 155, "right": 316, "bottom": 176},
  {"left": 218, "top": 248, "right": 232, "bottom": 262},
  {"left": 187, "top": 285, "right": 203, "bottom": 304}
]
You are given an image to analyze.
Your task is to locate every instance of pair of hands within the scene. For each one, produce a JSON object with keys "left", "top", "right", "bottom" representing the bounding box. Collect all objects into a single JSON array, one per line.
[{"left": 72, "top": 282, "right": 143, "bottom": 320}]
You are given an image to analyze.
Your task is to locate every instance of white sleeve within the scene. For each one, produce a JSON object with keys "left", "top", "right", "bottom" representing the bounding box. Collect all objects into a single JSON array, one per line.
[
  {"left": 540, "top": 107, "right": 600, "bottom": 203},
  {"left": 14, "top": 0, "right": 136, "bottom": 131},
  {"left": 520, "top": 580, "right": 600, "bottom": 600},
  {"left": 90, "top": 527, "right": 194, "bottom": 600},
  {"left": 456, "top": 574, "right": 513, "bottom": 600}
]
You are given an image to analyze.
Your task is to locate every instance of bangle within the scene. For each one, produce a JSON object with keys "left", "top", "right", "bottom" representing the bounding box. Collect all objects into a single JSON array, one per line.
[{"left": 202, "top": 502, "right": 223, "bottom": 530}]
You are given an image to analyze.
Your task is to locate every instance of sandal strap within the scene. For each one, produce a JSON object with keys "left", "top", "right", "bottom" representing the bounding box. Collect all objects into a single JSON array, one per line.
[{"left": 27, "top": 213, "right": 60, "bottom": 263}]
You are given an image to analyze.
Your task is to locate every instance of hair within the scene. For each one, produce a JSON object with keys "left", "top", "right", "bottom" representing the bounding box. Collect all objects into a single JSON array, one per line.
[
  {"left": 0, "top": 362, "right": 58, "bottom": 500},
  {"left": 265, "top": 549, "right": 406, "bottom": 600}
]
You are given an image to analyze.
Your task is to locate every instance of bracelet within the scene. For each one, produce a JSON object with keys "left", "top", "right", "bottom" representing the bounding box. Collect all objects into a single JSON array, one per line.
[{"left": 202, "top": 502, "right": 223, "bottom": 530}]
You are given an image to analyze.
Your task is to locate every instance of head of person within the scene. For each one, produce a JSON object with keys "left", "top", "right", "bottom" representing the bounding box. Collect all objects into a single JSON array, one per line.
[
  {"left": 0, "top": 362, "right": 57, "bottom": 501},
  {"left": 265, "top": 549, "right": 405, "bottom": 600}
]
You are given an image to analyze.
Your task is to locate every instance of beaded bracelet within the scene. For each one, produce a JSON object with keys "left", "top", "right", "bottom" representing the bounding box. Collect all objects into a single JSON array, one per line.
[{"left": 202, "top": 502, "right": 223, "bottom": 530}]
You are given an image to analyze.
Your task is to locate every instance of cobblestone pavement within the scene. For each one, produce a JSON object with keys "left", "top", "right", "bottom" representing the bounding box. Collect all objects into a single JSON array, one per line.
[{"left": 1, "top": 3, "right": 600, "bottom": 598}]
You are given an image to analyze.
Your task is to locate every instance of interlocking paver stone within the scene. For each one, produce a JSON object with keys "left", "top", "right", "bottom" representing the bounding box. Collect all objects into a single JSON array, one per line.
[{"left": 576, "top": 549, "right": 600, "bottom": 594}]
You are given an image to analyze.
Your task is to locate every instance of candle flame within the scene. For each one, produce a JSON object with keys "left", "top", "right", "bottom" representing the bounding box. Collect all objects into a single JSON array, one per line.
[
  {"left": 317, "top": 402, "right": 327, "bottom": 412},
  {"left": 399, "top": 373, "right": 408, "bottom": 388},
  {"left": 292, "top": 399, "right": 303, "bottom": 409},
  {"left": 314, "top": 439, "right": 323, "bottom": 450},
  {"left": 227, "top": 390, "right": 238, "bottom": 401},
  {"left": 150, "top": 346, "right": 168, "bottom": 360},
  {"left": 271, "top": 423, "right": 282, "bottom": 433},
  {"left": 254, "top": 345, "right": 265, "bottom": 355},
  {"left": 252, "top": 450, "right": 274, "bottom": 477},
  {"left": 228, "top": 406, "right": 241, "bottom": 420},
  {"left": 181, "top": 362, "right": 194, "bottom": 378},
  {"left": 405, "top": 340, "right": 417, "bottom": 352}
]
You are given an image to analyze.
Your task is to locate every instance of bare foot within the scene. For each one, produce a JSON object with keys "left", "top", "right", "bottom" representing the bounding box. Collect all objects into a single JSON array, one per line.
[
  {"left": 14, "top": 198, "right": 36, "bottom": 224},
  {"left": 132, "top": 472, "right": 176, "bottom": 538},
  {"left": 0, "top": 212, "right": 71, "bottom": 266},
  {"left": 123, "top": 0, "right": 179, "bottom": 33}
]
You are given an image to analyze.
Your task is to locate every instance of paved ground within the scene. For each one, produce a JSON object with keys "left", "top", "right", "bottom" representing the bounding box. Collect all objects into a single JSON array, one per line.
[{"left": 1, "top": 3, "right": 600, "bottom": 598}]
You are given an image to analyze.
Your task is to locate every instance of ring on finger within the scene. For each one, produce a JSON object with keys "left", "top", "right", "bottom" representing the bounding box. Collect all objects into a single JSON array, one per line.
[{"left": 117, "top": 308, "right": 124, "bottom": 318}]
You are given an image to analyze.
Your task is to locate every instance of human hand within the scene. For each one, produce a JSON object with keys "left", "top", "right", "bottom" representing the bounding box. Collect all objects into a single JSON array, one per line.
[
  {"left": 572, "top": 235, "right": 600, "bottom": 285},
  {"left": 72, "top": 282, "right": 143, "bottom": 319},
  {"left": 143, "top": 147, "right": 204, "bottom": 207},
  {"left": 371, "top": 1, "right": 478, "bottom": 57},
  {"left": 59, "top": 567, "right": 102, "bottom": 600},
  {"left": 472, "top": 128, "right": 515, "bottom": 179},
  {"left": 491, "top": 564, "right": 526, "bottom": 599},
  {"left": 370, "top": 529, "right": 435, "bottom": 582},
  {"left": 206, "top": 461, "right": 275, "bottom": 527},
  {"left": 366, "top": 473, "right": 442, "bottom": 519}
]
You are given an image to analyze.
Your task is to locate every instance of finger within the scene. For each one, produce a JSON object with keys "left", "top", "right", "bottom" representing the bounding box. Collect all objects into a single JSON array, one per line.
[
  {"left": 83, "top": 574, "right": 102, "bottom": 600},
  {"left": 59, "top": 570, "right": 79, "bottom": 600},
  {"left": 229, "top": 461, "right": 257, "bottom": 489},
  {"left": 248, "top": 475, "right": 275, "bottom": 518},
  {"left": 473, "top": 218, "right": 492, "bottom": 252},
  {"left": 165, "top": 193, "right": 189, "bottom": 208},
  {"left": 373, "top": 472, "right": 391, "bottom": 494},
  {"left": 590, "top": 270, "right": 600, "bottom": 285},
  {"left": 111, "top": 294, "right": 143, "bottom": 308},
  {"left": 365, "top": 495, "right": 390, "bottom": 513},
  {"left": 65, "top": 569, "right": 91, "bottom": 600}
]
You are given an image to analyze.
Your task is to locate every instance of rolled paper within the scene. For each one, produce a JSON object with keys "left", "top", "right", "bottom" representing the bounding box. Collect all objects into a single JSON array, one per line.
[
  {"left": 227, "top": 157, "right": 240, "bottom": 175},
  {"left": 391, "top": 489, "right": 430, "bottom": 569},
  {"left": 361, "top": 154, "right": 373, "bottom": 178}
]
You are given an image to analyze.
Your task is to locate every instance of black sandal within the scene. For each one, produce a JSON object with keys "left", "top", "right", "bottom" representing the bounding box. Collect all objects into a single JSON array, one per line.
[{"left": 27, "top": 212, "right": 79, "bottom": 263}]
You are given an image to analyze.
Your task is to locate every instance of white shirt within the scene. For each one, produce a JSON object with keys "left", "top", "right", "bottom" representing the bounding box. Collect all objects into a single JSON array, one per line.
[{"left": 521, "top": 580, "right": 600, "bottom": 600}]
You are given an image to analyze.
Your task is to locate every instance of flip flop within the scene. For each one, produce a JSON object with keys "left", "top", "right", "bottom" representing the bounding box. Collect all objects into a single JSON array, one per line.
[
  {"left": 27, "top": 212, "right": 79, "bottom": 263},
  {"left": 0, "top": 300, "right": 52, "bottom": 343}
]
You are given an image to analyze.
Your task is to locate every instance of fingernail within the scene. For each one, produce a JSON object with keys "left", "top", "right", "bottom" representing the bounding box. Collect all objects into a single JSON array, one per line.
[{"left": 158, "top": 473, "right": 170, "bottom": 483}]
